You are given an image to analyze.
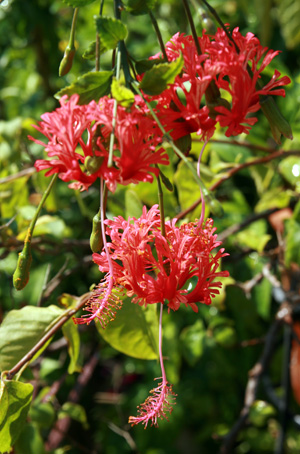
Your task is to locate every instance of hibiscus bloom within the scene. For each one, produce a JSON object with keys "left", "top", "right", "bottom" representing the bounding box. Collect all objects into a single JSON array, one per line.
[
  {"left": 83, "top": 205, "right": 229, "bottom": 321},
  {"left": 30, "top": 94, "right": 168, "bottom": 192},
  {"left": 148, "top": 28, "right": 290, "bottom": 140}
]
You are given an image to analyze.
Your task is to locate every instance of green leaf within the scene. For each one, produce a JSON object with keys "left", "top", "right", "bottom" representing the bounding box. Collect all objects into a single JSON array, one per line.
[
  {"left": 111, "top": 78, "right": 135, "bottom": 107},
  {"left": 17, "top": 215, "right": 69, "bottom": 241},
  {"left": 55, "top": 71, "right": 113, "bottom": 105},
  {"left": 235, "top": 220, "right": 272, "bottom": 253},
  {"left": 14, "top": 422, "right": 46, "bottom": 454},
  {"left": 285, "top": 200, "right": 300, "bottom": 267},
  {"left": 135, "top": 58, "right": 164, "bottom": 75},
  {"left": 0, "top": 379, "right": 33, "bottom": 453},
  {"left": 124, "top": 0, "right": 157, "bottom": 15},
  {"left": 58, "top": 402, "right": 89, "bottom": 430},
  {"left": 0, "top": 305, "right": 63, "bottom": 371},
  {"left": 140, "top": 54, "right": 184, "bottom": 95},
  {"left": 180, "top": 319, "right": 206, "bottom": 366},
  {"left": 96, "top": 298, "right": 159, "bottom": 360},
  {"left": 125, "top": 189, "right": 143, "bottom": 219},
  {"left": 94, "top": 16, "right": 128, "bottom": 50},
  {"left": 276, "top": 0, "right": 300, "bottom": 49},
  {"left": 62, "top": 319, "right": 81, "bottom": 374},
  {"left": 30, "top": 401, "right": 55, "bottom": 429},
  {"left": 254, "top": 187, "right": 291, "bottom": 212},
  {"left": 82, "top": 41, "right": 108, "bottom": 60},
  {"left": 61, "top": 0, "right": 96, "bottom": 6}
]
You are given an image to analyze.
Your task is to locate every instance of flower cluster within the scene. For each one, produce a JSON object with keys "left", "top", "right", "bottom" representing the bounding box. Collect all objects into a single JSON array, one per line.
[
  {"left": 149, "top": 28, "right": 291, "bottom": 140},
  {"left": 75, "top": 205, "right": 229, "bottom": 325},
  {"left": 30, "top": 94, "right": 168, "bottom": 191}
]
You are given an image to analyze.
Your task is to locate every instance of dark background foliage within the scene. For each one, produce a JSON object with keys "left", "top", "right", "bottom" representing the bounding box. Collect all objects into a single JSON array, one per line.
[{"left": 1, "top": 0, "right": 300, "bottom": 453}]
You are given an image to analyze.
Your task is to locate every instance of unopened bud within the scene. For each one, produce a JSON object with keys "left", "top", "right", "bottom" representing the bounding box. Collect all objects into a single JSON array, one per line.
[
  {"left": 84, "top": 156, "right": 104, "bottom": 174},
  {"left": 59, "top": 46, "right": 76, "bottom": 77},
  {"left": 90, "top": 213, "right": 103, "bottom": 253},
  {"left": 13, "top": 240, "right": 32, "bottom": 290}
]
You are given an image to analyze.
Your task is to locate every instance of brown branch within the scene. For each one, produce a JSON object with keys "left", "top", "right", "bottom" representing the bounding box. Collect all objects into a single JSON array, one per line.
[
  {"left": 0, "top": 167, "right": 36, "bottom": 185},
  {"left": 207, "top": 138, "right": 277, "bottom": 153},
  {"left": 176, "top": 149, "right": 300, "bottom": 220},
  {"left": 218, "top": 208, "right": 277, "bottom": 242},
  {"left": 5, "top": 292, "right": 90, "bottom": 380},
  {"left": 46, "top": 351, "right": 99, "bottom": 452},
  {"left": 220, "top": 318, "right": 282, "bottom": 454}
]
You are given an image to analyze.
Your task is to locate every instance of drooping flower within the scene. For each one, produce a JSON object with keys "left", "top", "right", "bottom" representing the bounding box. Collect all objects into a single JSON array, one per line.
[
  {"left": 147, "top": 27, "right": 291, "bottom": 141},
  {"left": 91, "top": 205, "right": 229, "bottom": 314},
  {"left": 86, "top": 95, "right": 169, "bottom": 192},
  {"left": 129, "top": 379, "right": 176, "bottom": 428},
  {"left": 30, "top": 94, "right": 169, "bottom": 192}
]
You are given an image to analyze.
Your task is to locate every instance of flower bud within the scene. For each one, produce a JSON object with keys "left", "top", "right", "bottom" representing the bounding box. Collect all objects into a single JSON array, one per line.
[
  {"left": 90, "top": 213, "right": 103, "bottom": 253},
  {"left": 59, "top": 46, "right": 76, "bottom": 77},
  {"left": 13, "top": 241, "right": 32, "bottom": 290},
  {"left": 84, "top": 156, "right": 104, "bottom": 174}
]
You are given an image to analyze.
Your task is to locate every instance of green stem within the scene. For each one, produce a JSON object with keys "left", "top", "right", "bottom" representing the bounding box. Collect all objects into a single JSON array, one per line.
[
  {"left": 156, "top": 167, "right": 166, "bottom": 237},
  {"left": 149, "top": 10, "right": 168, "bottom": 61},
  {"left": 182, "top": 0, "right": 201, "bottom": 55},
  {"left": 95, "top": 0, "right": 105, "bottom": 72},
  {"left": 69, "top": 7, "right": 79, "bottom": 49},
  {"left": 132, "top": 82, "right": 223, "bottom": 217},
  {"left": 108, "top": 46, "right": 121, "bottom": 167},
  {"left": 28, "top": 174, "right": 58, "bottom": 241}
]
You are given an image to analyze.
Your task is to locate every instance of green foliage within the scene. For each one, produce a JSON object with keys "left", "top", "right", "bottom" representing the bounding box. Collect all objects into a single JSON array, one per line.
[
  {"left": 111, "top": 78, "right": 135, "bottom": 107},
  {"left": 285, "top": 200, "right": 300, "bottom": 267},
  {"left": 62, "top": 319, "right": 81, "bottom": 374},
  {"left": 61, "top": 0, "right": 96, "bottom": 6},
  {"left": 1, "top": 0, "right": 300, "bottom": 452},
  {"left": 0, "top": 380, "right": 33, "bottom": 453},
  {"left": 0, "top": 305, "right": 63, "bottom": 371},
  {"left": 124, "top": 0, "right": 157, "bottom": 15},
  {"left": 55, "top": 71, "right": 113, "bottom": 104},
  {"left": 94, "top": 16, "right": 128, "bottom": 50},
  {"left": 58, "top": 402, "right": 89, "bottom": 430},
  {"left": 97, "top": 298, "right": 159, "bottom": 360},
  {"left": 139, "top": 54, "right": 184, "bottom": 95}
]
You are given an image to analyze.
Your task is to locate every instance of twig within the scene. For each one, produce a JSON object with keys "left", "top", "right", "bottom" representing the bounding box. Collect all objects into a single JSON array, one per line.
[
  {"left": 5, "top": 292, "right": 90, "bottom": 380},
  {"left": 0, "top": 167, "right": 36, "bottom": 185},
  {"left": 207, "top": 138, "right": 278, "bottom": 153},
  {"left": 46, "top": 351, "right": 99, "bottom": 452},
  {"left": 220, "top": 318, "right": 282, "bottom": 454},
  {"left": 39, "top": 255, "right": 93, "bottom": 303},
  {"left": 218, "top": 208, "right": 277, "bottom": 242},
  {"left": 176, "top": 149, "right": 300, "bottom": 220},
  {"left": 275, "top": 324, "right": 292, "bottom": 454}
]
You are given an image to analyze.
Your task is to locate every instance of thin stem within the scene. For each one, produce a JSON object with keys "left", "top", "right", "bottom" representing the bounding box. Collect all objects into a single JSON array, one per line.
[
  {"left": 95, "top": 0, "right": 105, "bottom": 71},
  {"left": 159, "top": 303, "right": 166, "bottom": 384},
  {"left": 182, "top": 0, "right": 201, "bottom": 55},
  {"left": 149, "top": 10, "right": 168, "bottom": 61},
  {"left": 69, "top": 8, "right": 79, "bottom": 49},
  {"left": 132, "top": 82, "right": 223, "bottom": 217},
  {"left": 27, "top": 174, "right": 58, "bottom": 241},
  {"left": 108, "top": 47, "right": 121, "bottom": 167},
  {"left": 197, "top": 140, "right": 208, "bottom": 226},
  {"left": 100, "top": 178, "right": 114, "bottom": 290},
  {"left": 197, "top": 0, "right": 239, "bottom": 52},
  {"left": 156, "top": 169, "right": 166, "bottom": 237},
  {"left": 4, "top": 293, "right": 90, "bottom": 380}
]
